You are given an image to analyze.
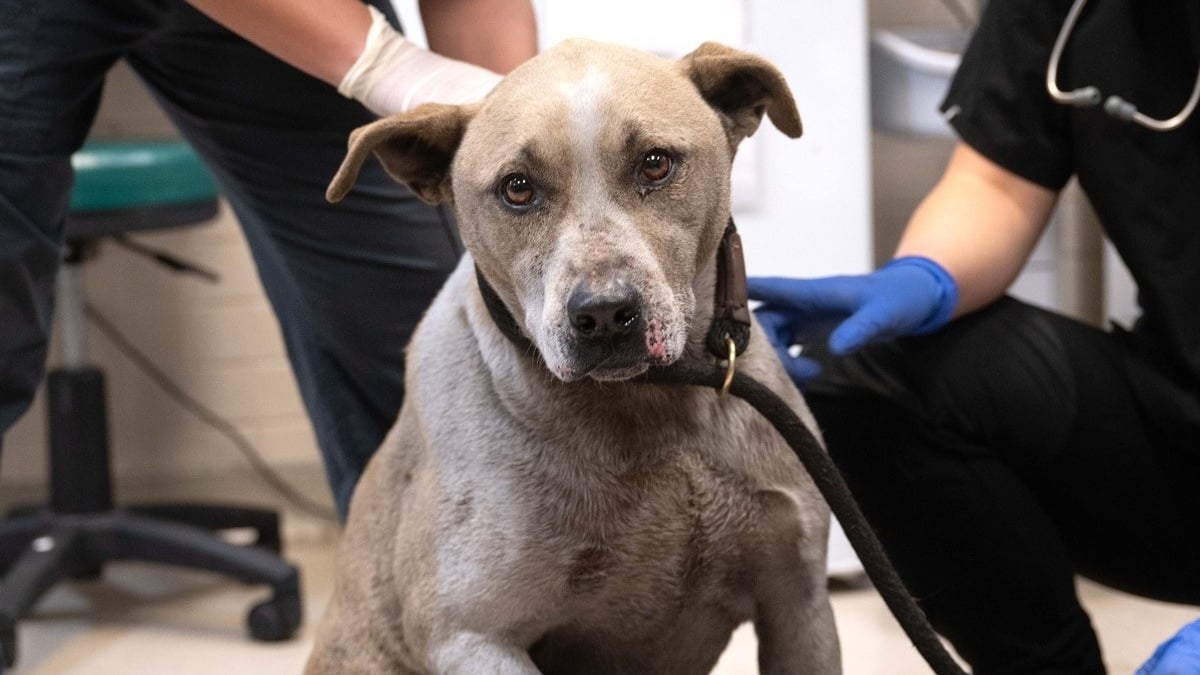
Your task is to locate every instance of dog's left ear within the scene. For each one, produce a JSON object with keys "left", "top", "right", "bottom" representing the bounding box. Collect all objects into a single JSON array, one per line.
[
  {"left": 679, "top": 42, "right": 802, "bottom": 148},
  {"left": 327, "top": 103, "right": 476, "bottom": 205}
]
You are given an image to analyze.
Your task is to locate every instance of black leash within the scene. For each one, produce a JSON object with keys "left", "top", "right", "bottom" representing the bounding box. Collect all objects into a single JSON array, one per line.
[
  {"left": 474, "top": 220, "right": 968, "bottom": 675},
  {"left": 640, "top": 361, "right": 966, "bottom": 675}
]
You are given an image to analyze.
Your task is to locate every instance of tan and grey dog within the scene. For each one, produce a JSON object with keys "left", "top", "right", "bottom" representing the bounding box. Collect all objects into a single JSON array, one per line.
[{"left": 306, "top": 39, "right": 840, "bottom": 675}]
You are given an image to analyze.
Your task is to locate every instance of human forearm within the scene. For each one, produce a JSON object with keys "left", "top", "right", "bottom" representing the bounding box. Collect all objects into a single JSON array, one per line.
[
  {"left": 419, "top": 0, "right": 538, "bottom": 73},
  {"left": 184, "top": 0, "right": 536, "bottom": 84},
  {"left": 186, "top": 0, "right": 371, "bottom": 86},
  {"left": 894, "top": 142, "right": 1058, "bottom": 316},
  {"left": 185, "top": 0, "right": 537, "bottom": 115}
]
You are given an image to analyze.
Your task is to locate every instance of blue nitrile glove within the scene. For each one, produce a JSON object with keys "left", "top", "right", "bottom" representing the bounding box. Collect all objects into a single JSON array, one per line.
[
  {"left": 748, "top": 256, "right": 959, "bottom": 385},
  {"left": 1136, "top": 618, "right": 1200, "bottom": 675}
]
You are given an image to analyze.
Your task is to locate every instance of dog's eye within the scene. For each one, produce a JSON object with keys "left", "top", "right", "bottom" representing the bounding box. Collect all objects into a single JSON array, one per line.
[
  {"left": 500, "top": 173, "right": 536, "bottom": 208},
  {"left": 639, "top": 150, "right": 673, "bottom": 184}
]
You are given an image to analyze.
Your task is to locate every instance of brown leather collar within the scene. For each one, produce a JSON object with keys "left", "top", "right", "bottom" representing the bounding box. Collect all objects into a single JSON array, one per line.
[
  {"left": 705, "top": 220, "right": 752, "bottom": 359},
  {"left": 475, "top": 218, "right": 751, "bottom": 363}
]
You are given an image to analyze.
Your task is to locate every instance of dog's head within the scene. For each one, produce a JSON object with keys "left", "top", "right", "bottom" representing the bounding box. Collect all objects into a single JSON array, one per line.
[{"left": 328, "top": 39, "right": 800, "bottom": 382}]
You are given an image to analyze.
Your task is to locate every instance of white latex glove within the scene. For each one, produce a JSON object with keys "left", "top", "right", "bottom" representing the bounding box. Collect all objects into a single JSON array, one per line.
[{"left": 338, "top": 6, "right": 502, "bottom": 116}]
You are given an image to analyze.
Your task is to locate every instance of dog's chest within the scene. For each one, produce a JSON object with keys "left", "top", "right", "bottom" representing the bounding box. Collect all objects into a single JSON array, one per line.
[
  {"left": 502, "top": 445, "right": 789, "bottom": 674},
  {"left": 527, "top": 448, "right": 767, "bottom": 624}
]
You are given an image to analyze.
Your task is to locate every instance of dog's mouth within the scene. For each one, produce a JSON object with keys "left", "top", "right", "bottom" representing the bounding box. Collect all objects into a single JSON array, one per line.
[
  {"left": 538, "top": 272, "right": 685, "bottom": 382},
  {"left": 569, "top": 348, "right": 654, "bottom": 382},
  {"left": 552, "top": 313, "right": 681, "bottom": 382},
  {"left": 474, "top": 265, "right": 684, "bottom": 381}
]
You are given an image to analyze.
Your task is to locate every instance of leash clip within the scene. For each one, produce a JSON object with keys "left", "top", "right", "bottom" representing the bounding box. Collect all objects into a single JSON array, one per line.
[{"left": 721, "top": 335, "right": 736, "bottom": 397}]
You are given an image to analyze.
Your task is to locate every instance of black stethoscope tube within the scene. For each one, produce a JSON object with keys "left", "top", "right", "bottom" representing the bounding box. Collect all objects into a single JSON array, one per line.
[{"left": 1046, "top": 0, "right": 1200, "bottom": 131}]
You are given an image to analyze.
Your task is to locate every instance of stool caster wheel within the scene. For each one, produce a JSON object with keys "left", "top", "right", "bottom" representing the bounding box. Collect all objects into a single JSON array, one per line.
[
  {"left": 247, "top": 594, "right": 301, "bottom": 642},
  {"left": 1, "top": 615, "right": 16, "bottom": 669}
]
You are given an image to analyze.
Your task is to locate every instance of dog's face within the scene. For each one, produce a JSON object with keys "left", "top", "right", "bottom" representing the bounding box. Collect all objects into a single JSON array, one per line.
[{"left": 328, "top": 39, "right": 800, "bottom": 382}]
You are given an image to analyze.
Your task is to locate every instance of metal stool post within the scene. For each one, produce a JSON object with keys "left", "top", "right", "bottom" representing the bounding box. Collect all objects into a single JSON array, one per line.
[{"left": 47, "top": 244, "right": 114, "bottom": 514}]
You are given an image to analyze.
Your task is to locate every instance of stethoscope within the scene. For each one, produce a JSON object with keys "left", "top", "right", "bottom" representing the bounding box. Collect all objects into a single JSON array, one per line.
[{"left": 1046, "top": 0, "right": 1200, "bottom": 131}]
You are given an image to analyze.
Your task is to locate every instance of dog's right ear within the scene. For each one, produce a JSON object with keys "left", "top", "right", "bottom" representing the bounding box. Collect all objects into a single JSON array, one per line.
[{"left": 326, "top": 103, "right": 476, "bottom": 205}]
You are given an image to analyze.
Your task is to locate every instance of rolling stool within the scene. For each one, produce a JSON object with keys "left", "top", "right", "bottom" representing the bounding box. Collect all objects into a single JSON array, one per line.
[{"left": 0, "top": 141, "right": 302, "bottom": 670}]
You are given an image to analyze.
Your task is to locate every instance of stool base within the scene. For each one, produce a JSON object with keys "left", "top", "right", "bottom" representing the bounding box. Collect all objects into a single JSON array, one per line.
[{"left": 0, "top": 366, "right": 302, "bottom": 671}]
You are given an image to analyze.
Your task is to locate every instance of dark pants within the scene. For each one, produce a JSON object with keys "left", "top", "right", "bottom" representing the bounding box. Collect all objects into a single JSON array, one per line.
[
  {"left": 807, "top": 297, "right": 1200, "bottom": 674},
  {"left": 0, "top": 0, "right": 461, "bottom": 517}
]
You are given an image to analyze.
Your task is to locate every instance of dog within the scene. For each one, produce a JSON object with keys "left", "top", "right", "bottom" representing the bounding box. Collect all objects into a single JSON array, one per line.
[{"left": 305, "top": 38, "right": 840, "bottom": 675}]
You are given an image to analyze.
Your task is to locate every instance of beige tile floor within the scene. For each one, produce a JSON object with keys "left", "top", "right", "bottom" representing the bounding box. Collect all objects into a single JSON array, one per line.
[{"left": 3, "top": 468, "right": 1196, "bottom": 675}]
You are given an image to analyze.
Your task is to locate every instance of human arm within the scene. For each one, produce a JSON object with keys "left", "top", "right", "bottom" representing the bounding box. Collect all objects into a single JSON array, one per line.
[
  {"left": 184, "top": 0, "right": 372, "bottom": 86},
  {"left": 894, "top": 141, "right": 1058, "bottom": 317},
  {"left": 419, "top": 0, "right": 537, "bottom": 74},
  {"left": 748, "top": 141, "right": 1058, "bottom": 381},
  {"left": 184, "top": 0, "right": 537, "bottom": 113}
]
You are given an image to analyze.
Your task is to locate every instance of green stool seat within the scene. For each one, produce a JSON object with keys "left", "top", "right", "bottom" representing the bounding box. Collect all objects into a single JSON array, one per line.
[{"left": 67, "top": 140, "right": 220, "bottom": 240}]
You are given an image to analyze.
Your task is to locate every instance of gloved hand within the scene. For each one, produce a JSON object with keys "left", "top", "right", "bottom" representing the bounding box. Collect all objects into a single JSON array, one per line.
[
  {"left": 748, "top": 256, "right": 959, "bottom": 384},
  {"left": 1136, "top": 618, "right": 1200, "bottom": 675},
  {"left": 338, "top": 6, "right": 502, "bottom": 116}
]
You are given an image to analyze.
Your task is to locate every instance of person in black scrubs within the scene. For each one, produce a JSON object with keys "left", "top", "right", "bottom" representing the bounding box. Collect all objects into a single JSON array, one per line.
[
  {"left": 0, "top": 0, "right": 536, "bottom": 519},
  {"left": 750, "top": 0, "right": 1200, "bottom": 672}
]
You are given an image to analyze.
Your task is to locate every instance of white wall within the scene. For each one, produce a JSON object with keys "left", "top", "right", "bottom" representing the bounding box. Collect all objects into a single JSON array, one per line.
[{"left": 736, "top": 1, "right": 873, "bottom": 277}]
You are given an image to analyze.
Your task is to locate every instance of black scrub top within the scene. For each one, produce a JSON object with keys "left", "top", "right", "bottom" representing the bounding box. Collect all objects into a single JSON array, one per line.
[{"left": 940, "top": 0, "right": 1200, "bottom": 386}]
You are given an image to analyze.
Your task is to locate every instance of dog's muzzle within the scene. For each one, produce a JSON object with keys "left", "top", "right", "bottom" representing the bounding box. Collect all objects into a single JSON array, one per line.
[{"left": 474, "top": 218, "right": 751, "bottom": 379}]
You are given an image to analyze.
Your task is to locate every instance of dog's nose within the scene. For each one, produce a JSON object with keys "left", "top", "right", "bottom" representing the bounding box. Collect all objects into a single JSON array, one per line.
[{"left": 567, "top": 280, "right": 642, "bottom": 339}]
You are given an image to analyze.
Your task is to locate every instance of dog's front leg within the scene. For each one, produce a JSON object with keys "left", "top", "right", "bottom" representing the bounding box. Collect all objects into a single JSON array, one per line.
[
  {"left": 751, "top": 491, "right": 842, "bottom": 674},
  {"left": 754, "top": 579, "right": 841, "bottom": 675},
  {"left": 430, "top": 632, "right": 542, "bottom": 674}
]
